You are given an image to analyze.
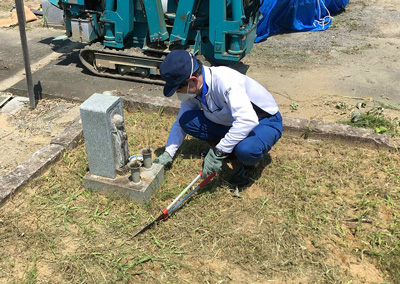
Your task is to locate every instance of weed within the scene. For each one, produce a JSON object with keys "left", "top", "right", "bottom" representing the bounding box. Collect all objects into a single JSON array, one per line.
[
  {"left": 290, "top": 102, "right": 299, "bottom": 110},
  {"left": 336, "top": 102, "right": 347, "bottom": 109},
  {"left": 341, "top": 111, "right": 399, "bottom": 136},
  {"left": 24, "top": 257, "right": 38, "bottom": 284}
]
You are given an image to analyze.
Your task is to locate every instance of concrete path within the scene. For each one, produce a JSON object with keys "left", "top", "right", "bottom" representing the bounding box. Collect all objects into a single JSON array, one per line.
[
  {"left": 8, "top": 48, "right": 164, "bottom": 101},
  {"left": 0, "top": 28, "right": 76, "bottom": 89},
  {"left": 0, "top": 28, "right": 64, "bottom": 81}
]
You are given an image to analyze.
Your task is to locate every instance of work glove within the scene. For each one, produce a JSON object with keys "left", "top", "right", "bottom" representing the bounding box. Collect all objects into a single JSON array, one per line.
[
  {"left": 153, "top": 151, "right": 173, "bottom": 166},
  {"left": 202, "top": 148, "right": 228, "bottom": 177}
]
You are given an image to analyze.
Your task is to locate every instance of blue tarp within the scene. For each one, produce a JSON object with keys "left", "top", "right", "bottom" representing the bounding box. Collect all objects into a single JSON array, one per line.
[{"left": 255, "top": 0, "right": 350, "bottom": 43}]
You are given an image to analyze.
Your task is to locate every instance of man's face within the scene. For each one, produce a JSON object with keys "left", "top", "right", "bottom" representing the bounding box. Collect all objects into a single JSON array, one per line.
[{"left": 176, "top": 77, "right": 198, "bottom": 94}]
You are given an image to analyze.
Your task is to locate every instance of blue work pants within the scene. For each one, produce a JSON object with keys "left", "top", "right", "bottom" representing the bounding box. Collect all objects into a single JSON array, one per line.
[{"left": 179, "top": 110, "right": 283, "bottom": 166}]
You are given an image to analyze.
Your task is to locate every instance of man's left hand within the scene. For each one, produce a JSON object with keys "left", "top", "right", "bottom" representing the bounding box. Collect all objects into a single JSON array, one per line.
[{"left": 202, "top": 148, "right": 228, "bottom": 177}]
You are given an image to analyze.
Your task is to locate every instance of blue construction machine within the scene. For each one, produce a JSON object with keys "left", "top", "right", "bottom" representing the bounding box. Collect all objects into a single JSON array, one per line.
[{"left": 50, "top": 0, "right": 262, "bottom": 83}]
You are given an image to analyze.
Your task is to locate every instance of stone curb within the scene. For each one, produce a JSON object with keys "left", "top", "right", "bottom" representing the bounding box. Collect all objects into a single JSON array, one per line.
[
  {"left": 50, "top": 117, "right": 83, "bottom": 149},
  {"left": 121, "top": 92, "right": 398, "bottom": 151},
  {"left": 0, "top": 144, "right": 65, "bottom": 204},
  {"left": 1, "top": 92, "right": 397, "bottom": 205},
  {"left": 284, "top": 117, "right": 395, "bottom": 150}
]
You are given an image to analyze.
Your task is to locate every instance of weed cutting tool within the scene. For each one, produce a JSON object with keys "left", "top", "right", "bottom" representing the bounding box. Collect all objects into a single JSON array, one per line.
[{"left": 132, "top": 171, "right": 216, "bottom": 238}]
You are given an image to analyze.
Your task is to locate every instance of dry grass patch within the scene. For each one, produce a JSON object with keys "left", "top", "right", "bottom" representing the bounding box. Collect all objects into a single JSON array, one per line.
[{"left": 0, "top": 108, "right": 399, "bottom": 283}]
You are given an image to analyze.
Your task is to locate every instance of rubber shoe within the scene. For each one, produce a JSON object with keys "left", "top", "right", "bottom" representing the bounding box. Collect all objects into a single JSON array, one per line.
[{"left": 229, "top": 164, "right": 251, "bottom": 187}]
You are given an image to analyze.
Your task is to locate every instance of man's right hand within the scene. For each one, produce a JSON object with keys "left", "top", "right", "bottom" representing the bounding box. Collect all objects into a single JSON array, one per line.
[
  {"left": 201, "top": 148, "right": 228, "bottom": 177},
  {"left": 153, "top": 152, "right": 173, "bottom": 166}
]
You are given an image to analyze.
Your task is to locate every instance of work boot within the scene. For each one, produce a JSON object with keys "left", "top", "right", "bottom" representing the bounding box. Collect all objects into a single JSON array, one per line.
[{"left": 229, "top": 164, "right": 253, "bottom": 187}]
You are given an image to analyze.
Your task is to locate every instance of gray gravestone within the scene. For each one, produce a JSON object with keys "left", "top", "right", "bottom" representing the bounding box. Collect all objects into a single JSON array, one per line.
[{"left": 80, "top": 93, "right": 129, "bottom": 179}]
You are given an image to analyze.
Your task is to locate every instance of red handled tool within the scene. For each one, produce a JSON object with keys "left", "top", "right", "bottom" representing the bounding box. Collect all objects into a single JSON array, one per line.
[{"left": 132, "top": 172, "right": 216, "bottom": 238}]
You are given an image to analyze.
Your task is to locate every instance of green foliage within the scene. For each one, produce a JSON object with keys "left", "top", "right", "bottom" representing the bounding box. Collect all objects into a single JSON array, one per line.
[
  {"left": 24, "top": 258, "right": 38, "bottom": 284},
  {"left": 336, "top": 102, "right": 347, "bottom": 109},
  {"left": 290, "top": 102, "right": 299, "bottom": 110},
  {"left": 342, "top": 111, "right": 399, "bottom": 136}
]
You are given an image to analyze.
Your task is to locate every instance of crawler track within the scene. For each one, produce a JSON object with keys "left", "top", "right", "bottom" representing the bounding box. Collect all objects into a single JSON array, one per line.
[{"left": 79, "top": 42, "right": 166, "bottom": 85}]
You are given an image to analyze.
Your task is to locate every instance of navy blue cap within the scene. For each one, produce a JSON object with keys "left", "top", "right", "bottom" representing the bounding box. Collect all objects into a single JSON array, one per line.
[{"left": 160, "top": 50, "right": 199, "bottom": 97}]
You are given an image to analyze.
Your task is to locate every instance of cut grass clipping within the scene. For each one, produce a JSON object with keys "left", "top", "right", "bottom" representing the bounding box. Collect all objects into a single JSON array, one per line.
[{"left": 0, "top": 108, "right": 399, "bottom": 283}]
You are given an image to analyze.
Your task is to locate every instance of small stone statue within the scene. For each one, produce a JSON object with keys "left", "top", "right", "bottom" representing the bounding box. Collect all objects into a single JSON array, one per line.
[{"left": 111, "top": 113, "right": 130, "bottom": 174}]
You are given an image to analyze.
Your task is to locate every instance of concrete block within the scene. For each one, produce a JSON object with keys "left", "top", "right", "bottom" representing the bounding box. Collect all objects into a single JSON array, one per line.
[
  {"left": 1, "top": 97, "right": 29, "bottom": 114},
  {"left": 309, "top": 120, "right": 390, "bottom": 147},
  {"left": 80, "top": 93, "right": 127, "bottom": 179},
  {"left": 283, "top": 116, "right": 309, "bottom": 131},
  {"left": 119, "top": 92, "right": 180, "bottom": 115},
  {"left": 83, "top": 163, "right": 164, "bottom": 204},
  {"left": 51, "top": 117, "right": 83, "bottom": 149},
  {"left": 0, "top": 94, "right": 12, "bottom": 108},
  {"left": 282, "top": 116, "right": 310, "bottom": 138}
]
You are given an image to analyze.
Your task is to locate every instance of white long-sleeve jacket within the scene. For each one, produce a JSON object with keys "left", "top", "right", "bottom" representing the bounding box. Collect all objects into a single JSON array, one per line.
[{"left": 165, "top": 66, "right": 279, "bottom": 157}]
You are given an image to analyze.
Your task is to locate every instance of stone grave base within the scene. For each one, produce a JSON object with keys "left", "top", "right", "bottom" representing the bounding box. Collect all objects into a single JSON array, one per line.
[{"left": 83, "top": 163, "right": 164, "bottom": 204}]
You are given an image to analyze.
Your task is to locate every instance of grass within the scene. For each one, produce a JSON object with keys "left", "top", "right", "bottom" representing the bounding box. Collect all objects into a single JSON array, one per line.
[
  {"left": 337, "top": 101, "right": 400, "bottom": 137},
  {"left": 341, "top": 111, "right": 399, "bottom": 136},
  {"left": 1, "top": 108, "right": 399, "bottom": 283}
]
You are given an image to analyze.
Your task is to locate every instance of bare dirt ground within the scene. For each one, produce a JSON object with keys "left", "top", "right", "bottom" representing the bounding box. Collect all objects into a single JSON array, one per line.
[
  {"left": 0, "top": 99, "right": 80, "bottom": 176},
  {"left": 244, "top": 0, "right": 400, "bottom": 123}
]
